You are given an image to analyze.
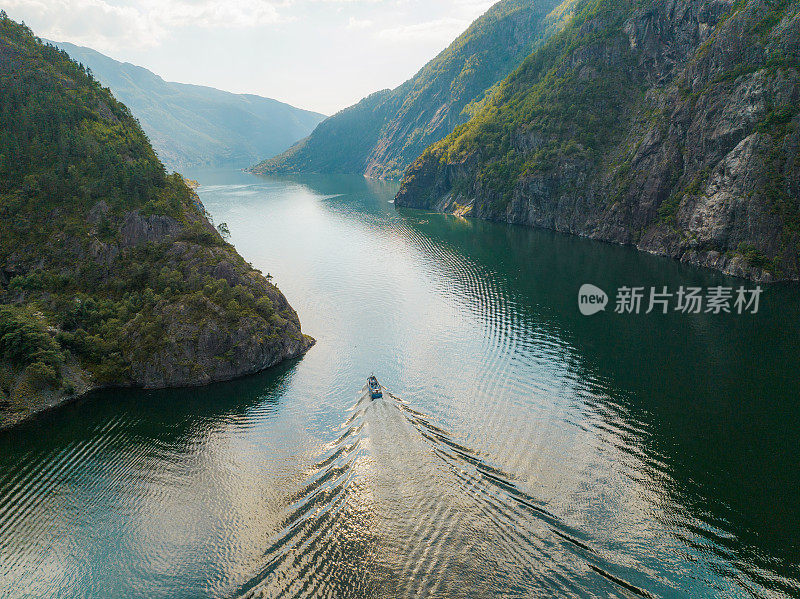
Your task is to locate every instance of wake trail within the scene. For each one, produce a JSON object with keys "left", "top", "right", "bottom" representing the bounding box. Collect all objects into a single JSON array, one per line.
[
  {"left": 384, "top": 388, "right": 659, "bottom": 599},
  {"left": 229, "top": 386, "right": 661, "bottom": 599}
]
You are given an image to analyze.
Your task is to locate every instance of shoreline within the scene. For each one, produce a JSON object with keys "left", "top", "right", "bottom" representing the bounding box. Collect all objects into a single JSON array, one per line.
[{"left": 0, "top": 336, "right": 314, "bottom": 432}]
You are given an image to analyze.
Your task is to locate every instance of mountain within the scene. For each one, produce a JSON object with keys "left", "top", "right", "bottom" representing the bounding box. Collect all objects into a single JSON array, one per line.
[
  {"left": 0, "top": 14, "right": 313, "bottom": 428},
  {"left": 251, "top": 0, "right": 578, "bottom": 179},
  {"left": 49, "top": 41, "right": 326, "bottom": 171},
  {"left": 396, "top": 0, "right": 800, "bottom": 281}
]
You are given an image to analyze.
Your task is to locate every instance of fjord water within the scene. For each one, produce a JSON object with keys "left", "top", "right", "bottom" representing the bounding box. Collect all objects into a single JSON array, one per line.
[{"left": 2, "top": 170, "right": 800, "bottom": 599}]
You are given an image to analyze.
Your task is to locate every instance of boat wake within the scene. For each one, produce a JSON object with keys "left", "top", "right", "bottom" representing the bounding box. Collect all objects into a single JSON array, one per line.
[{"left": 229, "top": 387, "right": 662, "bottom": 599}]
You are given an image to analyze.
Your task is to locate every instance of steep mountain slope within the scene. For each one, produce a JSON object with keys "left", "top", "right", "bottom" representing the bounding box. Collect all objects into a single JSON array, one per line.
[
  {"left": 50, "top": 41, "right": 326, "bottom": 171},
  {"left": 396, "top": 0, "right": 800, "bottom": 281},
  {"left": 0, "top": 14, "right": 313, "bottom": 428},
  {"left": 251, "top": 0, "right": 577, "bottom": 179}
]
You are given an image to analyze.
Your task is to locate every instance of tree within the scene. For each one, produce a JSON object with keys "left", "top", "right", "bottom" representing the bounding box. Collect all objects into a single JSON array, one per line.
[{"left": 217, "top": 222, "right": 231, "bottom": 241}]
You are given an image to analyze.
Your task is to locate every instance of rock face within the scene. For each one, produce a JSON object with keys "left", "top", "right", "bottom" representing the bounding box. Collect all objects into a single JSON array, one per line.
[
  {"left": 0, "top": 15, "right": 313, "bottom": 429},
  {"left": 250, "top": 0, "right": 577, "bottom": 179},
  {"left": 121, "top": 203, "right": 314, "bottom": 389},
  {"left": 117, "top": 209, "right": 314, "bottom": 389},
  {"left": 120, "top": 212, "right": 183, "bottom": 247},
  {"left": 0, "top": 187, "right": 315, "bottom": 429},
  {"left": 396, "top": 0, "right": 800, "bottom": 281}
]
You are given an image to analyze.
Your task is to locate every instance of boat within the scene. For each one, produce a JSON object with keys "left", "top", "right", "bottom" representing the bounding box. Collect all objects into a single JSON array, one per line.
[{"left": 367, "top": 375, "right": 382, "bottom": 399}]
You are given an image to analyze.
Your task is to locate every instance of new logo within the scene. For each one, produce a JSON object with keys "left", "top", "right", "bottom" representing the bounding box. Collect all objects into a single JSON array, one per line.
[{"left": 578, "top": 284, "right": 608, "bottom": 316}]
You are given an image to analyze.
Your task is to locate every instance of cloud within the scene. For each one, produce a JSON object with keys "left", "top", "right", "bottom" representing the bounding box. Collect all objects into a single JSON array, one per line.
[
  {"left": 376, "top": 17, "right": 469, "bottom": 43},
  {"left": 5, "top": 0, "right": 497, "bottom": 53},
  {"left": 5, "top": 0, "right": 159, "bottom": 50},
  {"left": 143, "top": 0, "right": 284, "bottom": 29},
  {"left": 449, "top": 0, "right": 496, "bottom": 19},
  {"left": 347, "top": 16, "right": 373, "bottom": 29},
  {"left": 4, "top": 0, "right": 285, "bottom": 51}
]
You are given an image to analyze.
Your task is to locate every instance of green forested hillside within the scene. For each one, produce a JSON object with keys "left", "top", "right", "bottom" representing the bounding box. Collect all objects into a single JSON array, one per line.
[
  {"left": 0, "top": 13, "right": 312, "bottom": 428},
  {"left": 397, "top": 0, "right": 800, "bottom": 281},
  {"left": 252, "top": 0, "right": 577, "bottom": 179},
  {"left": 50, "top": 41, "right": 326, "bottom": 171},
  {"left": 0, "top": 15, "right": 181, "bottom": 270}
]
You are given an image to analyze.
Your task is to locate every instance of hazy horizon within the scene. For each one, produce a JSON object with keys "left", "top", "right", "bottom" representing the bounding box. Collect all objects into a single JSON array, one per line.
[{"left": 4, "top": 0, "right": 497, "bottom": 115}]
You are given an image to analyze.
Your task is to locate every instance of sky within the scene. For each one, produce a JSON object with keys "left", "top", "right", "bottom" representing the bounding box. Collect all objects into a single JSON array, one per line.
[{"left": 4, "top": 0, "right": 497, "bottom": 115}]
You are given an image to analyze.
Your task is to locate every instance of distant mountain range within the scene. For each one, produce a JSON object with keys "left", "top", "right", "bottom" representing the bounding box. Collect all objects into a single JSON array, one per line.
[
  {"left": 49, "top": 41, "right": 326, "bottom": 171},
  {"left": 250, "top": 0, "right": 578, "bottom": 179}
]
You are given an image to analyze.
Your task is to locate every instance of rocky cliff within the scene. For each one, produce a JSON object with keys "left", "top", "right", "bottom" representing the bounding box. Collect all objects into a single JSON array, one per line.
[
  {"left": 0, "top": 14, "right": 313, "bottom": 429},
  {"left": 396, "top": 0, "right": 800, "bottom": 281},
  {"left": 251, "top": 0, "right": 577, "bottom": 179}
]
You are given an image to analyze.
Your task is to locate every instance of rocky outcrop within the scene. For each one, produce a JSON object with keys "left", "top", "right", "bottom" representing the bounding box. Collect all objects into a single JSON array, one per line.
[
  {"left": 120, "top": 211, "right": 182, "bottom": 247},
  {"left": 396, "top": 0, "right": 800, "bottom": 281},
  {"left": 0, "top": 192, "right": 315, "bottom": 430},
  {"left": 126, "top": 303, "right": 310, "bottom": 388},
  {"left": 119, "top": 223, "right": 315, "bottom": 389}
]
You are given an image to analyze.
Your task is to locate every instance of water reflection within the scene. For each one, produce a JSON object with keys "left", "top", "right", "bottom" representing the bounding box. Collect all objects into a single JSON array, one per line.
[
  {"left": 0, "top": 361, "right": 306, "bottom": 598},
  {"left": 392, "top": 210, "right": 800, "bottom": 597}
]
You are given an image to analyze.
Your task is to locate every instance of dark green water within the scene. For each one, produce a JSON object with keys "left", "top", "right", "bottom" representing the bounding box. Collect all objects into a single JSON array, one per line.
[{"left": 1, "top": 170, "right": 799, "bottom": 598}]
